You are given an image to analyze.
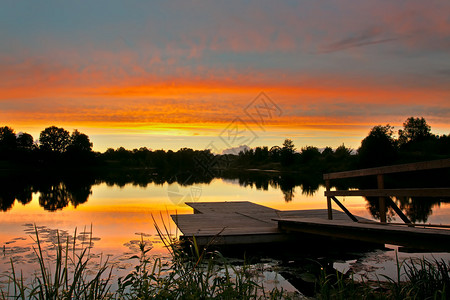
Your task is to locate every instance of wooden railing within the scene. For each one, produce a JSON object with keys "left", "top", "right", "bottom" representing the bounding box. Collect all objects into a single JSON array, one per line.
[{"left": 323, "top": 158, "right": 450, "bottom": 223}]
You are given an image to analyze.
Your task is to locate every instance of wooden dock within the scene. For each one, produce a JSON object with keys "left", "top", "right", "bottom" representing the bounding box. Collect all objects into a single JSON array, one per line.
[
  {"left": 274, "top": 217, "right": 450, "bottom": 251},
  {"left": 171, "top": 201, "right": 369, "bottom": 246},
  {"left": 172, "top": 201, "right": 450, "bottom": 251}
]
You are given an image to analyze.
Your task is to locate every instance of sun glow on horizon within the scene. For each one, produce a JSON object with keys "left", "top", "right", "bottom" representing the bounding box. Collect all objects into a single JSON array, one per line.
[{"left": 1, "top": 1, "right": 449, "bottom": 151}]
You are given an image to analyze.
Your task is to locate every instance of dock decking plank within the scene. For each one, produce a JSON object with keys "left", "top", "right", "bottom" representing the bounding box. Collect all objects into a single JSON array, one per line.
[
  {"left": 275, "top": 217, "right": 450, "bottom": 250},
  {"left": 171, "top": 201, "right": 449, "bottom": 250},
  {"left": 171, "top": 201, "right": 357, "bottom": 245}
]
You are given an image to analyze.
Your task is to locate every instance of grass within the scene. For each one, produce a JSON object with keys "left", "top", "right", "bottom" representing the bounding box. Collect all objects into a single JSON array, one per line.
[
  {"left": 2, "top": 218, "right": 450, "bottom": 299},
  {"left": 2, "top": 225, "right": 113, "bottom": 300},
  {"left": 0, "top": 218, "right": 296, "bottom": 299},
  {"left": 116, "top": 214, "right": 294, "bottom": 299},
  {"left": 314, "top": 253, "right": 450, "bottom": 300}
]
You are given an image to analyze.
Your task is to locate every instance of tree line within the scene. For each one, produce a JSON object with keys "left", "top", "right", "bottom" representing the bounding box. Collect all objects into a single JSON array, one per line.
[
  {"left": 0, "top": 117, "right": 449, "bottom": 173},
  {"left": 237, "top": 117, "right": 449, "bottom": 173},
  {"left": 0, "top": 126, "right": 95, "bottom": 167}
]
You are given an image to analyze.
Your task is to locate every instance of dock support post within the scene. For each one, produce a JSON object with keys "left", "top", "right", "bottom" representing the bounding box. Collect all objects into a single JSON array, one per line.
[
  {"left": 326, "top": 179, "right": 333, "bottom": 220},
  {"left": 377, "top": 174, "right": 387, "bottom": 223}
]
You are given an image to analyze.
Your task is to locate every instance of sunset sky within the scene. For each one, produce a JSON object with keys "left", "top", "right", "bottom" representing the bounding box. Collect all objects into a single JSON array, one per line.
[{"left": 1, "top": 1, "right": 449, "bottom": 153}]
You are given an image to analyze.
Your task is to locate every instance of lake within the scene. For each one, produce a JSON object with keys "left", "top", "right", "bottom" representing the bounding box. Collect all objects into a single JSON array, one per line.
[{"left": 1, "top": 170, "right": 450, "bottom": 294}]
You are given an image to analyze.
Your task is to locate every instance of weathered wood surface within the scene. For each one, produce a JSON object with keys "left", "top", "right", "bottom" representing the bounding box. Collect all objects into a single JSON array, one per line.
[
  {"left": 323, "top": 158, "right": 450, "bottom": 180},
  {"left": 171, "top": 201, "right": 366, "bottom": 245},
  {"left": 325, "top": 188, "right": 450, "bottom": 198},
  {"left": 323, "top": 159, "right": 450, "bottom": 223},
  {"left": 275, "top": 217, "right": 450, "bottom": 251},
  {"left": 172, "top": 201, "right": 450, "bottom": 250}
]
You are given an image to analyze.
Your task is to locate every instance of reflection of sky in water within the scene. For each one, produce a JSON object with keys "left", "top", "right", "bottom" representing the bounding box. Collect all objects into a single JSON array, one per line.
[
  {"left": 1, "top": 178, "right": 450, "bottom": 293},
  {"left": 334, "top": 245, "right": 450, "bottom": 282}
]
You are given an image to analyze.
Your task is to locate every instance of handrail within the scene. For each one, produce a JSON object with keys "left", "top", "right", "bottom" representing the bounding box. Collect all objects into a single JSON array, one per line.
[
  {"left": 325, "top": 188, "right": 450, "bottom": 198},
  {"left": 323, "top": 159, "right": 450, "bottom": 223},
  {"left": 323, "top": 158, "right": 450, "bottom": 180}
]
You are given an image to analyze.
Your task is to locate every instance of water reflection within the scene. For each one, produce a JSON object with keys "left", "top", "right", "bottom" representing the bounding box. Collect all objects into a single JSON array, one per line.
[
  {"left": 221, "top": 170, "right": 321, "bottom": 202},
  {"left": 0, "top": 170, "right": 448, "bottom": 223},
  {"left": 0, "top": 178, "right": 33, "bottom": 211},
  {"left": 365, "top": 196, "right": 448, "bottom": 223}
]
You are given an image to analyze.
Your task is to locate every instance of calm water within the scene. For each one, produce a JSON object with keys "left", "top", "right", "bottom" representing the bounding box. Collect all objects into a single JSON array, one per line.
[{"left": 1, "top": 172, "right": 450, "bottom": 293}]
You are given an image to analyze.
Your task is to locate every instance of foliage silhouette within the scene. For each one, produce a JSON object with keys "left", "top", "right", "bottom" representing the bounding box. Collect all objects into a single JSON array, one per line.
[
  {"left": 67, "top": 129, "right": 93, "bottom": 153},
  {"left": 281, "top": 138, "right": 296, "bottom": 166},
  {"left": 39, "top": 126, "right": 71, "bottom": 153},
  {"left": 358, "top": 124, "right": 397, "bottom": 167},
  {"left": 0, "top": 117, "right": 448, "bottom": 219},
  {"left": 16, "top": 132, "right": 34, "bottom": 150},
  {"left": 398, "top": 116, "right": 432, "bottom": 147},
  {"left": 0, "top": 126, "right": 17, "bottom": 155}
]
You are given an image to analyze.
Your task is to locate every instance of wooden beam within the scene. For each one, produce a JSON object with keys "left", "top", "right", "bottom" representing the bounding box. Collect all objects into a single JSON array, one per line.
[
  {"left": 323, "top": 158, "right": 450, "bottom": 180},
  {"left": 326, "top": 179, "right": 332, "bottom": 220},
  {"left": 378, "top": 174, "right": 386, "bottom": 223},
  {"left": 325, "top": 188, "right": 450, "bottom": 197},
  {"left": 330, "top": 196, "right": 358, "bottom": 222},
  {"left": 276, "top": 218, "right": 450, "bottom": 251},
  {"left": 386, "top": 197, "right": 411, "bottom": 224}
]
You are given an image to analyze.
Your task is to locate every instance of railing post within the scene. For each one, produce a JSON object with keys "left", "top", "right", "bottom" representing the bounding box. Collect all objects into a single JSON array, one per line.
[
  {"left": 326, "top": 179, "right": 332, "bottom": 220},
  {"left": 377, "top": 174, "right": 386, "bottom": 223}
]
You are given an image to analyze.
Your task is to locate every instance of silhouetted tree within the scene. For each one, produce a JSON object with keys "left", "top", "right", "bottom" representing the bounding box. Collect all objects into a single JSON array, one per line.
[
  {"left": 321, "top": 147, "right": 334, "bottom": 157},
  {"left": 67, "top": 130, "right": 92, "bottom": 153},
  {"left": 269, "top": 146, "right": 281, "bottom": 162},
  {"left": 0, "top": 126, "right": 17, "bottom": 154},
  {"left": 152, "top": 150, "right": 168, "bottom": 169},
  {"left": 39, "top": 126, "right": 71, "bottom": 153},
  {"left": 398, "top": 117, "right": 432, "bottom": 147},
  {"left": 437, "top": 134, "right": 450, "bottom": 155},
  {"left": 16, "top": 132, "right": 34, "bottom": 150},
  {"left": 300, "top": 146, "right": 321, "bottom": 165},
  {"left": 238, "top": 148, "right": 254, "bottom": 166},
  {"left": 254, "top": 146, "right": 269, "bottom": 163},
  {"left": 281, "top": 139, "right": 296, "bottom": 166},
  {"left": 358, "top": 125, "right": 397, "bottom": 167},
  {"left": 334, "top": 144, "right": 352, "bottom": 159}
]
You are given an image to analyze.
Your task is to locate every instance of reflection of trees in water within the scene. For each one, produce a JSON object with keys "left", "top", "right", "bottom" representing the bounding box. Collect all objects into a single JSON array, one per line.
[
  {"left": 394, "top": 197, "right": 442, "bottom": 223},
  {"left": 0, "top": 172, "right": 95, "bottom": 212},
  {"left": 2, "top": 168, "right": 448, "bottom": 220},
  {"left": 0, "top": 179, "right": 33, "bottom": 211},
  {"left": 38, "top": 180, "right": 93, "bottom": 211},
  {"left": 0, "top": 189, "right": 15, "bottom": 211},
  {"left": 365, "top": 196, "right": 449, "bottom": 223},
  {"left": 16, "top": 185, "right": 33, "bottom": 205},
  {"left": 65, "top": 180, "right": 92, "bottom": 207},
  {"left": 365, "top": 197, "right": 397, "bottom": 222},
  {"left": 279, "top": 176, "right": 295, "bottom": 202},
  {"left": 221, "top": 171, "right": 321, "bottom": 203},
  {"left": 349, "top": 170, "right": 450, "bottom": 223},
  {"left": 39, "top": 182, "right": 71, "bottom": 211}
]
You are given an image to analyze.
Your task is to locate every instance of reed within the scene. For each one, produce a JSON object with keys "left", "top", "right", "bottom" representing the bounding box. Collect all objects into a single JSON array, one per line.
[
  {"left": 1, "top": 218, "right": 294, "bottom": 299},
  {"left": 3, "top": 220, "right": 450, "bottom": 300},
  {"left": 314, "top": 253, "right": 450, "bottom": 300},
  {"left": 1, "top": 225, "right": 113, "bottom": 300},
  {"left": 116, "top": 214, "right": 293, "bottom": 299}
]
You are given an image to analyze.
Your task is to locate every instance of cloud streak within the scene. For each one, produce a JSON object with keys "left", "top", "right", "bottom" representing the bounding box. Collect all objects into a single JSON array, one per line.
[
  {"left": 319, "top": 27, "right": 404, "bottom": 53},
  {"left": 1, "top": 1, "right": 449, "bottom": 151}
]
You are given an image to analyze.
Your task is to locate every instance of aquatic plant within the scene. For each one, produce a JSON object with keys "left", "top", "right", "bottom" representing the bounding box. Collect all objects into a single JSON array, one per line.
[
  {"left": 116, "top": 214, "right": 295, "bottom": 299},
  {"left": 0, "top": 219, "right": 295, "bottom": 300},
  {"left": 1, "top": 225, "right": 113, "bottom": 300},
  {"left": 314, "top": 253, "right": 450, "bottom": 300},
  {"left": 5, "top": 218, "right": 449, "bottom": 299}
]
